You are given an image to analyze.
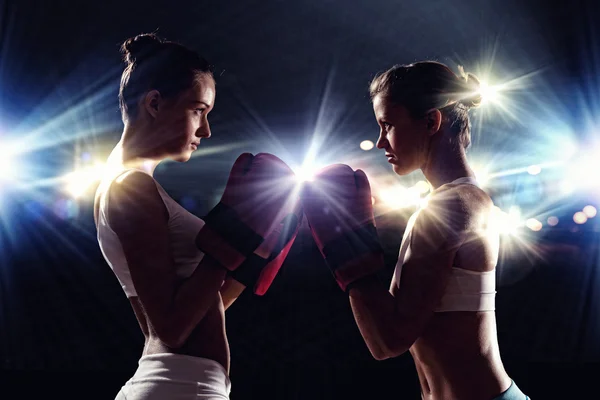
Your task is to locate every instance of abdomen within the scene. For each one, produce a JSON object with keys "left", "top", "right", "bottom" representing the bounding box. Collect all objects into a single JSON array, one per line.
[{"left": 411, "top": 312, "right": 510, "bottom": 400}]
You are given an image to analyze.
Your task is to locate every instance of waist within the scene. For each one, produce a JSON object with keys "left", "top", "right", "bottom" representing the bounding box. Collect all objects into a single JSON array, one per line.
[
  {"left": 132, "top": 353, "right": 230, "bottom": 388},
  {"left": 142, "top": 331, "right": 230, "bottom": 372}
]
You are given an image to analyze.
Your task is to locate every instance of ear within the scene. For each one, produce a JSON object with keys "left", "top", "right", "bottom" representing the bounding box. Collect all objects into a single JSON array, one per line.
[
  {"left": 143, "top": 90, "right": 161, "bottom": 119},
  {"left": 425, "top": 108, "right": 442, "bottom": 136}
]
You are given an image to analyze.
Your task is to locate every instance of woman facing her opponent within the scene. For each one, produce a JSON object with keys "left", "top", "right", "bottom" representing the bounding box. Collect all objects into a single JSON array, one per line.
[
  {"left": 94, "top": 33, "right": 300, "bottom": 399},
  {"left": 301, "top": 61, "right": 528, "bottom": 400}
]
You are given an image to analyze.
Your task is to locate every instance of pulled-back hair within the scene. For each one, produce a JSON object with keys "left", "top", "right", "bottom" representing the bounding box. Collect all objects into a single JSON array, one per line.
[
  {"left": 119, "top": 33, "right": 213, "bottom": 121},
  {"left": 370, "top": 61, "right": 481, "bottom": 150}
]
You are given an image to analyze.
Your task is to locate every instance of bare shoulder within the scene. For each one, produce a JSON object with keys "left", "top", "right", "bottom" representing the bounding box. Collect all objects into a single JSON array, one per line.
[
  {"left": 105, "top": 170, "right": 169, "bottom": 234},
  {"left": 412, "top": 183, "right": 493, "bottom": 253},
  {"left": 431, "top": 183, "right": 493, "bottom": 223}
]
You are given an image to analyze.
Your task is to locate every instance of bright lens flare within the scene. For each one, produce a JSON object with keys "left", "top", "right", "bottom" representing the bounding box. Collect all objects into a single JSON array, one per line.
[
  {"left": 63, "top": 162, "right": 122, "bottom": 198},
  {"left": 0, "top": 147, "right": 17, "bottom": 183},
  {"left": 414, "top": 180, "right": 431, "bottom": 194},
  {"left": 471, "top": 164, "right": 490, "bottom": 187},
  {"left": 360, "top": 140, "right": 374, "bottom": 151},
  {"left": 378, "top": 185, "right": 421, "bottom": 210},
  {"left": 491, "top": 206, "right": 524, "bottom": 236},
  {"left": 293, "top": 164, "right": 320, "bottom": 182},
  {"left": 583, "top": 205, "right": 597, "bottom": 218},
  {"left": 478, "top": 81, "right": 500, "bottom": 104},
  {"left": 64, "top": 164, "right": 105, "bottom": 198}
]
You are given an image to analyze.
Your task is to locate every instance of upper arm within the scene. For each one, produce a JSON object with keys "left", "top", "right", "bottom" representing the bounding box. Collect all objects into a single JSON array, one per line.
[
  {"left": 390, "top": 190, "right": 472, "bottom": 339},
  {"left": 107, "top": 171, "right": 176, "bottom": 338}
]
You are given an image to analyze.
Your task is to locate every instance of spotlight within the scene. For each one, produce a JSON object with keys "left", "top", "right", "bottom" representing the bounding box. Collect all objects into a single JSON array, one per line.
[
  {"left": 478, "top": 81, "right": 500, "bottom": 104},
  {"left": 63, "top": 163, "right": 106, "bottom": 198},
  {"left": 293, "top": 164, "right": 319, "bottom": 183},
  {"left": 491, "top": 206, "right": 520, "bottom": 235},
  {"left": 547, "top": 216, "right": 559, "bottom": 226},
  {"left": 0, "top": 145, "right": 18, "bottom": 184},
  {"left": 472, "top": 165, "right": 490, "bottom": 187}
]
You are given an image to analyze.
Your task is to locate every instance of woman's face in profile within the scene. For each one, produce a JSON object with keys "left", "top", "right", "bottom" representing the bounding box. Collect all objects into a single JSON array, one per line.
[
  {"left": 373, "top": 94, "right": 429, "bottom": 176},
  {"left": 150, "top": 74, "right": 216, "bottom": 162}
]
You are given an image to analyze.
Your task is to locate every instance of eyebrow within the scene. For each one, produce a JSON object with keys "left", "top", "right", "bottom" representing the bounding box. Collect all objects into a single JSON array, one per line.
[{"left": 191, "top": 100, "right": 211, "bottom": 107}]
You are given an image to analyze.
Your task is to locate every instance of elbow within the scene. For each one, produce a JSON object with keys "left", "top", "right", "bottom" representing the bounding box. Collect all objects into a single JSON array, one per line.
[
  {"left": 367, "top": 332, "right": 412, "bottom": 361},
  {"left": 370, "top": 343, "right": 409, "bottom": 361},
  {"left": 370, "top": 348, "right": 392, "bottom": 361}
]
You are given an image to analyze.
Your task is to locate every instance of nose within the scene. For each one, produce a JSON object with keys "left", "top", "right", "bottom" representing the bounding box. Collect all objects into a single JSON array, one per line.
[
  {"left": 376, "top": 130, "right": 386, "bottom": 149},
  {"left": 197, "top": 118, "right": 211, "bottom": 139}
]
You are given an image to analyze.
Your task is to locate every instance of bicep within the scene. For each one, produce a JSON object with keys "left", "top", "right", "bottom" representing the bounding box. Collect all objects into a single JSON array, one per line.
[{"left": 108, "top": 172, "right": 176, "bottom": 331}]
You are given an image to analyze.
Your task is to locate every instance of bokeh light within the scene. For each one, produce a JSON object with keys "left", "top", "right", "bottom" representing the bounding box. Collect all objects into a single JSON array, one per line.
[
  {"left": 360, "top": 140, "right": 374, "bottom": 151},
  {"left": 583, "top": 205, "right": 597, "bottom": 218},
  {"left": 573, "top": 212, "right": 588, "bottom": 225}
]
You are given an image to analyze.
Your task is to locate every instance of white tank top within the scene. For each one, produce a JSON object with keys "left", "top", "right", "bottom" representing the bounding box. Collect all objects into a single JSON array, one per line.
[
  {"left": 391, "top": 177, "right": 496, "bottom": 312},
  {"left": 96, "top": 168, "right": 205, "bottom": 298}
]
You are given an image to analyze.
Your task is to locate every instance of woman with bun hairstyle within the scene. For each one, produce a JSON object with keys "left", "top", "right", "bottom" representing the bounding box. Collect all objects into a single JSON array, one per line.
[
  {"left": 94, "top": 33, "right": 300, "bottom": 399},
  {"left": 301, "top": 62, "right": 529, "bottom": 399}
]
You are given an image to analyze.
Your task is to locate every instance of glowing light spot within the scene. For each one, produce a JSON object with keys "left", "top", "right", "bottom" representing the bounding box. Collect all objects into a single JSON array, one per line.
[
  {"left": 573, "top": 212, "right": 588, "bottom": 225},
  {"left": 64, "top": 162, "right": 111, "bottom": 198},
  {"left": 472, "top": 166, "right": 490, "bottom": 187},
  {"left": 378, "top": 185, "right": 421, "bottom": 210},
  {"left": 478, "top": 81, "right": 499, "bottom": 104},
  {"left": 525, "top": 218, "right": 543, "bottom": 231},
  {"left": 0, "top": 146, "right": 17, "bottom": 183},
  {"left": 547, "top": 216, "right": 559, "bottom": 226},
  {"left": 491, "top": 206, "right": 521, "bottom": 236},
  {"left": 414, "top": 180, "right": 430, "bottom": 194},
  {"left": 293, "top": 164, "right": 319, "bottom": 182},
  {"left": 560, "top": 180, "right": 575, "bottom": 195},
  {"left": 360, "top": 140, "right": 374, "bottom": 151},
  {"left": 527, "top": 165, "right": 542, "bottom": 175},
  {"left": 583, "top": 205, "right": 597, "bottom": 218},
  {"left": 562, "top": 141, "right": 578, "bottom": 161}
]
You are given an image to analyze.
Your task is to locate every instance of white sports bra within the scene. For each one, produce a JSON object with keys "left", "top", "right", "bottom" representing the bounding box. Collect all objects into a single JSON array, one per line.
[
  {"left": 391, "top": 177, "right": 496, "bottom": 312},
  {"left": 96, "top": 168, "right": 205, "bottom": 298}
]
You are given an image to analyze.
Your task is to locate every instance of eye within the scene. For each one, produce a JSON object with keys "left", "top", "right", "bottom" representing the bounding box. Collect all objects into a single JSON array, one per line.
[
  {"left": 195, "top": 108, "right": 206, "bottom": 115},
  {"left": 382, "top": 122, "right": 392, "bottom": 131}
]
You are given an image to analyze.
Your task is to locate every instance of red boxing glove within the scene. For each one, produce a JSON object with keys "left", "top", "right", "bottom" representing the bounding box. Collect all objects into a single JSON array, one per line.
[
  {"left": 231, "top": 202, "right": 303, "bottom": 295},
  {"left": 195, "top": 153, "right": 301, "bottom": 286},
  {"left": 301, "top": 164, "right": 384, "bottom": 292}
]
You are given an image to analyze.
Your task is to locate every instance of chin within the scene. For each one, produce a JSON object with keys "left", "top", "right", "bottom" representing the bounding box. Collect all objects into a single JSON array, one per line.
[
  {"left": 171, "top": 151, "right": 192, "bottom": 163},
  {"left": 392, "top": 163, "right": 413, "bottom": 176}
]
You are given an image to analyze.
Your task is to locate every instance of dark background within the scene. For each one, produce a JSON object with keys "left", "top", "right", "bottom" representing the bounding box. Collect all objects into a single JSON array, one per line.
[{"left": 0, "top": 0, "right": 599, "bottom": 398}]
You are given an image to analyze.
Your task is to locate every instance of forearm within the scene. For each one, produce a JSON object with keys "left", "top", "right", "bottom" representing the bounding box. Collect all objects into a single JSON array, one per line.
[
  {"left": 348, "top": 276, "right": 410, "bottom": 360},
  {"left": 220, "top": 277, "right": 246, "bottom": 310}
]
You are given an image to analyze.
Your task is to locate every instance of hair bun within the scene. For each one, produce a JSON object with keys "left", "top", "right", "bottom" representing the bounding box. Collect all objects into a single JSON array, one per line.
[
  {"left": 456, "top": 66, "right": 483, "bottom": 109},
  {"left": 121, "top": 33, "right": 165, "bottom": 64}
]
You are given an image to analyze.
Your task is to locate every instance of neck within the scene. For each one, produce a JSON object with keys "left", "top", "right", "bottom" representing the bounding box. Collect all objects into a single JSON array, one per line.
[
  {"left": 421, "top": 133, "right": 475, "bottom": 190},
  {"left": 109, "top": 123, "right": 162, "bottom": 176}
]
